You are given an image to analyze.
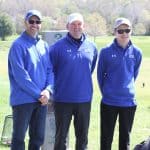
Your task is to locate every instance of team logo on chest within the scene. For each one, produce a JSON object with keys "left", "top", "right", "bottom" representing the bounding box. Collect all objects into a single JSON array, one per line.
[
  {"left": 66, "top": 49, "right": 72, "bottom": 53},
  {"left": 129, "top": 54, "right": 134, "bottom": 58},
  {"left": 112, "top": 54, "right": 117, "bottom": 58}
]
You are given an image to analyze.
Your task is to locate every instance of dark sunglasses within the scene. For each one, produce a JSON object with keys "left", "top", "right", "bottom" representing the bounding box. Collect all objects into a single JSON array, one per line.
[
  {"left": 117, "top": 29, "right": 131, "bottom": 34},
  {"left": 28, "top": 20, "right": 42, "bottom": 24}
]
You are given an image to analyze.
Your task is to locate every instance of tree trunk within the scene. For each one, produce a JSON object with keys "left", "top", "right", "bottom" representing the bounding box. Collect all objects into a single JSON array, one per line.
[{"left": 2, "top": 36, "right": 6, "bottom": 41}]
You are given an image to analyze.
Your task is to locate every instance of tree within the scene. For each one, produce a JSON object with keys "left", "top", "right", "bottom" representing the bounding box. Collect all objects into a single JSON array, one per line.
[
  {"left": 139, "top": 10, "right": 150, "bottom": 35},
  {"left": 0, "top": 12, "right": 15, "bottom": 40},
  {"left": 85, "top": 12, "right": 107, "bottom": 41},
  {"left": 0, "top": 0, "right": 150, "bottom": 36},
  {"left": 134, "top": 23, "right": 146, "bottom": 35}
]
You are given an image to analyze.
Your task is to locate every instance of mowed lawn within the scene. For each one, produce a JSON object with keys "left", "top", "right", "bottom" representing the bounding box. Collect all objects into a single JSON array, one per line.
[{"left": 0, "top": 35, "right": 150, "bottom": 150}]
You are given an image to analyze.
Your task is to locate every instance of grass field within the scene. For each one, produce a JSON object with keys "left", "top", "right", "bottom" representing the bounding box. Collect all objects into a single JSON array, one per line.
[{"left": 0, "top": 35, "right": 150, "bottom": 150}]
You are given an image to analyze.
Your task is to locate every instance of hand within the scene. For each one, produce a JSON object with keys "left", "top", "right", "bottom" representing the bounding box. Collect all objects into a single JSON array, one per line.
[{"left": 39, "top": 90, "right": 50, "bottom": 105}]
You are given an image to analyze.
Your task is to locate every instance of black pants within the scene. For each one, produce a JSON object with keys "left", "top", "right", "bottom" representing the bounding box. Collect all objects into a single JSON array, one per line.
[
  {"left": 54, "top": 102, "right": 91, "bottom": 150},
  {"left": 100, "top": 102, "right": 136, "bottom": 150}
]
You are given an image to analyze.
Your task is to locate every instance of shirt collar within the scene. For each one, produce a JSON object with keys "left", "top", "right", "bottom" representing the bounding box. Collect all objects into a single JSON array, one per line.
[
  {"left": 22, "top": 31, "right": 40, "bottom": 43},
  {"left": 114, "top": 38, "right": 132, "bottom": 50},
  {"left": 67, "top": 32, "right": 85, "bottom": 44}
]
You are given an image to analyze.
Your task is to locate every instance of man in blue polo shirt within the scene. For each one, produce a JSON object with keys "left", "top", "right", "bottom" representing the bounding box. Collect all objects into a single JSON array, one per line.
[
  {"left": 8, "top": 10, "right": 54, "bottom": 150},
  {"left": 49, "top": 13, "right": 98, "bottom": 150},
  {"left": 97, "top": 18, "right": 142, "bottom": 150}
]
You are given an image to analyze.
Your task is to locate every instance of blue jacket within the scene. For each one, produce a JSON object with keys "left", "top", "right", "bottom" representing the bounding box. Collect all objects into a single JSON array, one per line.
[
  {"left": 8, "top": 31, "right": 54, "bottom": 106},
  {"left": 97, "top": 39, "right": 142, "bottom": 107},
  {"left": 49, "top": 33, "right": 97, "bottom": 103}
]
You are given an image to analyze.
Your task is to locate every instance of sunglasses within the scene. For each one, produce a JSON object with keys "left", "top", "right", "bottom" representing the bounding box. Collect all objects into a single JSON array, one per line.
[
  {"left": 117, "top": 29, "right": 131, "bottom": 34},
  {"left": 28, "top": 20, "right": 42, "bottom": 24}
]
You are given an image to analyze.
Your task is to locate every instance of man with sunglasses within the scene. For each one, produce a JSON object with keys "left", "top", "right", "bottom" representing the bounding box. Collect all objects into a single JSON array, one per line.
[
  {"left": 97, "top": 18, "right": 142, "bottom": 150},
  {"left": 8, "top": 10, "right": 54, "bottom": 150}
]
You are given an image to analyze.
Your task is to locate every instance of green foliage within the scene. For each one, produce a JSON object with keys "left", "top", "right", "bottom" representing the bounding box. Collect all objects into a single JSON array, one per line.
[
  {"left": 41, "top": 16, "right": 53, "bottom": 31},
  {"left": 0, "top": 12, "right": 15, "bottom": 41},
  {"left": 1, "top": 0, "right": 150, "bottom": 35},
  {"left": 41, "top": 15, "right": 67, "bottom": 31}
]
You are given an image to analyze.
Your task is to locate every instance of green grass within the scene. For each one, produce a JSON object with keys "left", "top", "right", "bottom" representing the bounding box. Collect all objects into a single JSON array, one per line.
[
  {"left": 0, "top": 36, "right": 150, "bottom": 150},
  {"left": 131, "top": 36, "right": 150, "bottom": 58}
]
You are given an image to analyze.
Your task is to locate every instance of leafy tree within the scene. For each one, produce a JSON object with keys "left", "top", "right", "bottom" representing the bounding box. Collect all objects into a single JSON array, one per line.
[
  {"left": 41, "top": 16, "right": 54, "bottom": 31},
  {"left": 0, "top": 0, "right": 150, "bottom": 35},
  {"left": 85, "top": 12, "right": 107, "bottom": 41},
  {"left": 133, "top": 23, "right": 146, "bottom": 35},
  {"left": 0, "top": 12, "right": 15, "bottom": 40},
  {"left": 139, "top": 10, "right": 150, "bottom": 35}
]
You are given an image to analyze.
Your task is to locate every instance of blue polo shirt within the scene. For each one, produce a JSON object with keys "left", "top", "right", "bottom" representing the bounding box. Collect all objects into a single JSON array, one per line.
[
  {"left": 8, "top": 31, "right": 54, "bottom": 106},
  {"left": 49, "top": 33, "right": 98, "bottom": 103},
  {"left": 97, "top": 39, "right": 142, "bottom": 107}
]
